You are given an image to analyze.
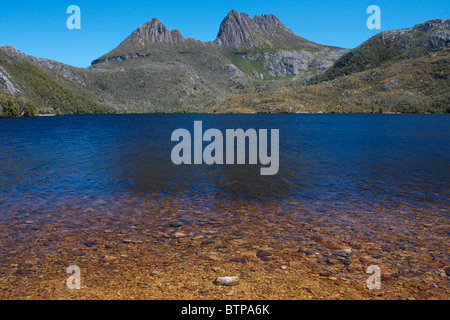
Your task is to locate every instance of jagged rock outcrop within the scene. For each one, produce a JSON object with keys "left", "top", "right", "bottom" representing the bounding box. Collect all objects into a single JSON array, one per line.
[
  {"left": 90, "top": 17, "right": 187, "bottom": 66},
  {"left": 121, "top": 17, "right": 185, "bottom": 48},
  {"left": 209, "top": 9, "right": 348, "bottom": 79},
  {"left": 214, "top": 9, "right": 296, "bottom": 49}
]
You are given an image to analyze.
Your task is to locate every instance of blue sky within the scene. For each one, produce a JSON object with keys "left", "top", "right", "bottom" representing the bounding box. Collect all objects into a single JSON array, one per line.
[{"left": 0, "top": 0, "right": 448, "bottom": 68}]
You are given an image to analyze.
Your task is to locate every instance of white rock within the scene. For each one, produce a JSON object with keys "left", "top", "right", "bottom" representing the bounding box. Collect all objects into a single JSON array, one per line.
[{"left": 213, "top": 276, "right": 240, "bottom": 286}]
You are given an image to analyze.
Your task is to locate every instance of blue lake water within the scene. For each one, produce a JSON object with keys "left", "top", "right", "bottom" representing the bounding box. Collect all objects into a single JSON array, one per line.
[{"left": 0, "top": 114, "right": 449, "bottom": 215}]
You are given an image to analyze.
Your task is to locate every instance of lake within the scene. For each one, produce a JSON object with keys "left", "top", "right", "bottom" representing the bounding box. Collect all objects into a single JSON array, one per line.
[
  {"left": 0, "top": 114, "right": 448, "bottom": 299},
  {"left": 1, "top": 114, "right": 449, "bottom": 208}
]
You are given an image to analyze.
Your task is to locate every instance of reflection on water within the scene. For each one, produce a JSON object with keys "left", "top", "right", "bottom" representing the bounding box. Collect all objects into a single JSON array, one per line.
[{"left": 0, "top": 114, "right": 448, "bottom": 213}]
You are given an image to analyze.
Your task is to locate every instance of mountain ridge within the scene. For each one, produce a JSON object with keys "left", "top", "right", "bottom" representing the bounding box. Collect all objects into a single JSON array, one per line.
[
  {"left": 92, "top": 9, "right": 346, "bottom": 66},
  {"left": 214, "top": 9, "right": 302, "bottom": 49},
  {"left": 1, "top": 12, "right": 449, "bottom": 116}
]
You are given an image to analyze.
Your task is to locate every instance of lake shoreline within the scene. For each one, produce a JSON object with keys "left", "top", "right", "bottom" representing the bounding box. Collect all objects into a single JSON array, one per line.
[{"left": 2, "top": 111, "right": 450, "bottom": 119}]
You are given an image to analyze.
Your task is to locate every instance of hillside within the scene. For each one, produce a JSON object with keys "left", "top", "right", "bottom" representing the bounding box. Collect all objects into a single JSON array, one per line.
[
  {"left": 209, "top": 49, "right": 450, "bottom": 114},
  {"left": 0, "top": 46, "right": 115, "bottom": 116},
  {"left": 317, "top": 19, "right": 450, "bottom": 82}
]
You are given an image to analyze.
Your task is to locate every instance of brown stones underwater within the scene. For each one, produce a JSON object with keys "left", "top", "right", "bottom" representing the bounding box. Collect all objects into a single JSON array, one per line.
[{"left": 0, "top": 195, "right": 448, "bottom": 300}]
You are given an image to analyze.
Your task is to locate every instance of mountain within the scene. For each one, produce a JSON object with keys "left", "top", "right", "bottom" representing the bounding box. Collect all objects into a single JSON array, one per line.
[
  {"left": 88, "top": 27, "right": 250, "bottom": 112},
  {"left": 318, "top": 19, "right": 450, "bottom": 82},
  {"left": 91, "top": 9, "right": 347, "bottom": 78},
  {"left": 91, "top": 17, "right": 186, "bottom": 65},
  {"left": 214, "top": 9, "right": 315, "bottom": 50},
  {"left": 123, "top": 17, "right": 185, "bottom": 46},
  {"left": 212, "top": 10, "right": 347, "bottom": 79},
  {"left": 82, "top": 10, "right": 347, "bottom": 112},
  {"left": 1, "top": 11, "right": 449, "bottom": 116}
]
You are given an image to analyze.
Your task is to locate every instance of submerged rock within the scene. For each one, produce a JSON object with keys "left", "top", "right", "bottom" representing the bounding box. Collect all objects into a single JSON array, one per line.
[
  {"left": 174, "top": 231, "right": 188, "bottom": 238},
  {"left": 332, "top": 249, "right": 352, "bottom": 257},
  {"left": 169, "top": 221, "right": 184, "bottom": 228},
  {"left": 444, "top": 267, "right": 450, "bottom": 277},
  {"left": 213, "top": 276, "right": 240, "bottom": 286}
]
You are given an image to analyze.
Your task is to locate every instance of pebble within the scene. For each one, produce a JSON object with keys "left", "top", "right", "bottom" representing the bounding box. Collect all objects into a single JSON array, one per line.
[
  {"left": 169, "top": 222, "right": 183, "bottom": 228},
  {"left": 324, "top": 258, "right": 337, "bottom": 265},
  {"left": 339, "top": 259, "right": 352, "bottom": 266},
  {"left": 122, "top": 239, "right": 133, "bottom": 244},
  {"left": 280, "top": 265, "right": 288, "bottom": 270},
  {"left": 174, "top": 231, "right": 188, "bottom": 238},
  {"left": 319, "top": 272, "right": 332, "bottom": 277},
  {"left": 105, "top": 243, "right": 117, "bottom": 249},
  {"left": 417, "top": 283, "right": 431, "bottom": 291},
  {"left": 104, "top": 255, "right": 117, "bottom": 261},
  {"left": 444, "top": 267, "right": 450, "bottom": 277},
  {"left": 390, "top": 273, "right": 405, "bottom": 278},
  {"left": 289, "top": 261, "right": 302, "bottom": 267},
  {"left": 240, "top": 251, "right": 256, "bottom": 257},
  {"left": 230, "top": 257, "right": 247, "bottom": 263},
  {"left": 213, "top": 276, "right": 240, "bottom": 286},
  {"left": 72, "top": 250, "right": 86, "bottom": 256},
  {"left": 332, "top": 249, "right": 352, "bottom": 257},
  {"left": 257, "top": 250, "right": 273, "bottom": 261},
  {"left": 212, "top": 267, "right": 225, "bottom": 273},
  {"left": 150, "top": 270, "right": 161, "bottom": 276},
  {"left": 25, "top": 221, "right": 34, "bottom": 224},
  {"left": 256, "top": 250, "right": 271, "bottom": 258},
  {"left": 298, "top": 248, "right": 315, "bottom": 256},
  {"left": 84, "top": 241, "right": 97, "bottom": 247}
]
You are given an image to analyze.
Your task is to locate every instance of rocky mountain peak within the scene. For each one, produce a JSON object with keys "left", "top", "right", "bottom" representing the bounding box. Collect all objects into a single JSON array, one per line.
[
  {"left": 214, "top": 9, "right": 295, "bottom": 49},
  {"left": 123, "top": 17, "right": 185, "bottom": 47}
]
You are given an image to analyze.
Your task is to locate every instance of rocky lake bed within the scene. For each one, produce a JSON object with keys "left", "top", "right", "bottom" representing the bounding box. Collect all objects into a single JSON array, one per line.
[{"left": 0, "top": 196, "right": 448, "bottom": 300}]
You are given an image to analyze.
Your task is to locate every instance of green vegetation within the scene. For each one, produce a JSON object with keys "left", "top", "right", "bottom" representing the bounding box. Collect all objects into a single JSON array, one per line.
[
  {"left": 0, "top": 93, "right": 36, "bottom": 118},
  {"left": 317, "top": 35, "right": 399, "bottom": 82},
  {"left": 3, "top": 61, "right": 115, "bottom": 116}
]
